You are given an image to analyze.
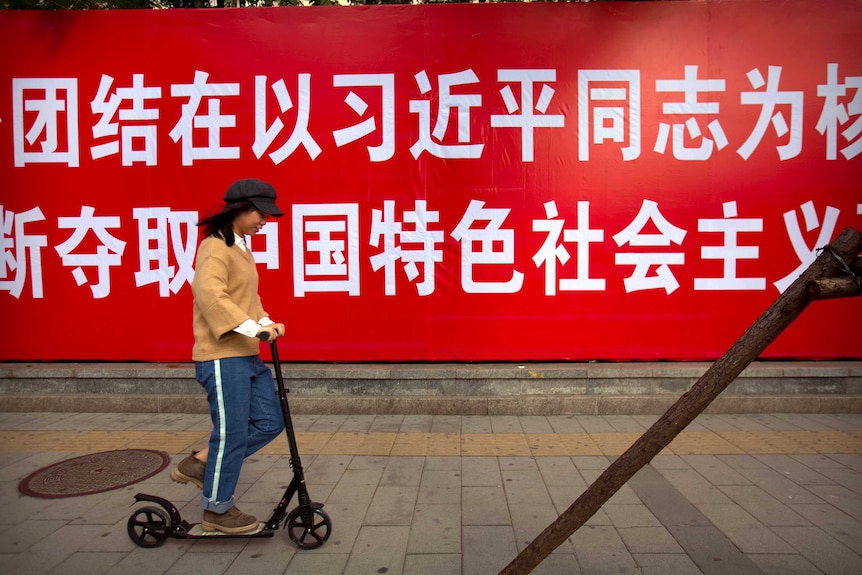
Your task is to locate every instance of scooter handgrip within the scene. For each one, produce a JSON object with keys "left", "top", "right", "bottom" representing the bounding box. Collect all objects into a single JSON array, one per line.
[{"left": 257, "top": 330, "right": 272, "bottom": 342}]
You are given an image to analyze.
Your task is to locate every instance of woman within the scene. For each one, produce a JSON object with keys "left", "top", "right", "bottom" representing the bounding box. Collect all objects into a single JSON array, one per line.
[{"left": 171, "top": 178, "right": 286, "bottom": 534}]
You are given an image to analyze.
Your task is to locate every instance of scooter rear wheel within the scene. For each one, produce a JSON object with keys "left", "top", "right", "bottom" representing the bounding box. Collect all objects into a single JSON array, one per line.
[
  {"left": 285, "top": 506, "right": 332, "bottom": 550},
  {"left": 128, "top": 505, "right": 171, "bottom": 548}
]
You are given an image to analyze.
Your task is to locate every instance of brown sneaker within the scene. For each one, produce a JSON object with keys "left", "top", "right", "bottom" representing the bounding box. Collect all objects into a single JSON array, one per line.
[
  {"left": 170, "top": 451, "right": 205, "bottom": 488},
  {"left": 202, "top": 506, "right": 259, "bottom": 534}
]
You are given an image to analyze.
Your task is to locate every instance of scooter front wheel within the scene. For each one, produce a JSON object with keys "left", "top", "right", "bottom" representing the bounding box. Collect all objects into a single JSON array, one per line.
[
  {"left": 285, "top": 506, "right": 331, "bottom": 550},
  {"left": 128, "top": 505, "right": 171, "bottom": 548}
]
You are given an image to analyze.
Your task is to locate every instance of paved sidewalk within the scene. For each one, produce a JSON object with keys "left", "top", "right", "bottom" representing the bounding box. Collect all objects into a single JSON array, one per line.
[{"left": 1, "top": 412, "right": 861, "bottom": 575}]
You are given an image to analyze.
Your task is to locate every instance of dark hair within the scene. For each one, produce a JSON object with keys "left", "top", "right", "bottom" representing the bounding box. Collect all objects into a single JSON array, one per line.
[{"left": 197, "top": 201, "right": 255, "bottom": 247}]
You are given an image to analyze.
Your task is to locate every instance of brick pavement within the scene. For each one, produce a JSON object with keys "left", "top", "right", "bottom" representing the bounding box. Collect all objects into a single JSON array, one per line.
[{"left": 1, "top": 412, "right": 861, "bottom": 574}]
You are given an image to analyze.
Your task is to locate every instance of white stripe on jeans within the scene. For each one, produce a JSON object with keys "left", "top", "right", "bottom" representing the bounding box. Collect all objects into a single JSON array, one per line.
[{"left": 210, "top": 359, "right": 227, "bottom": 506}]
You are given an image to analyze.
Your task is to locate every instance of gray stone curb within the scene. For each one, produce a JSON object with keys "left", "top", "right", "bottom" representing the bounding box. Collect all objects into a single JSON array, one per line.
[
  {"left": 0, "top": 393, "right": 859, "bottom": 415},
  {"left": 1, "top": 361, "right": 859, "bottom": 415}
]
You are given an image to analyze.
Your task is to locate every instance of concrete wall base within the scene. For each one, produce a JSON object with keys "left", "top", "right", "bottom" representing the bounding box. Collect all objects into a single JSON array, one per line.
[{"left": 1, "top": 361, "right": 859, "bottom": 415}]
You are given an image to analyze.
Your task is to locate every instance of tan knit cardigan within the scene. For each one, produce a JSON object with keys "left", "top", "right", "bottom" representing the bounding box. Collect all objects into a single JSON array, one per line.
[{"left": 191, "top": 236, "right": 268, "bottom": 362}]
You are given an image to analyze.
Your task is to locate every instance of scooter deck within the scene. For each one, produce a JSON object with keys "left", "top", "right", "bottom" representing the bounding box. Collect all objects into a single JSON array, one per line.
[{"left": 185, "top": 522, "right": 268, "bottom": 537}]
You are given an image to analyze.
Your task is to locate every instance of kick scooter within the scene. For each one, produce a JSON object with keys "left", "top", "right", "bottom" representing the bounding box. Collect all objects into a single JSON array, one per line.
[{"left": 126, "top": 333, "right": 332, "bottom": 549}]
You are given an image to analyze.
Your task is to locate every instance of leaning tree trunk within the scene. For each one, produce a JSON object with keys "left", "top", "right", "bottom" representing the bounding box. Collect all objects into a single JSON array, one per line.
[{"left": 499, "top": 227, "right": 862, "bottom": 575}]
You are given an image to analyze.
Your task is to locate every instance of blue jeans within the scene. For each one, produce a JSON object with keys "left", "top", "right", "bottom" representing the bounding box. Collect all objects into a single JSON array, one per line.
[{"left": 195, "top": 355, "right": 284, "bottom": 513}]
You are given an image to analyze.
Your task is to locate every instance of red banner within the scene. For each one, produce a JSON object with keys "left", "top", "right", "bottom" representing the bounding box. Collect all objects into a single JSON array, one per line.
[{"left": 1, "top": 1, "right": 860, "bottom": 362}]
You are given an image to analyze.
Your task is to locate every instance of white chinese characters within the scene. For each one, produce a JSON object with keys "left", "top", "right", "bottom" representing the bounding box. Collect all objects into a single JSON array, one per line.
[
  {"left": 11, "top": 63, "right": 860, "bottom": 168},
  {"left": 0, "top": 198, "right": 857, "bottom": 301}
]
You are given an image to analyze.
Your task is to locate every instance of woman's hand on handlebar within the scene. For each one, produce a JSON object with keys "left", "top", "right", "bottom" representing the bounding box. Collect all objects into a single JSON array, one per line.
[
  {"left": 257, "top": 323, "right": 285, "bottom": 342},
  {"left": 270, "top": 323, "right": 285, "bottom": 340}
]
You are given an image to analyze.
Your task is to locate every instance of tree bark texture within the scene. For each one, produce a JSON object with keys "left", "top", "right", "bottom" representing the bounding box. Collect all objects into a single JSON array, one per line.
[
  {"left": 499, "top": 227, "right": 862, "bottom": 575},
  {"left": 807, "top": 276, "right": 861, "bottom": 300}
]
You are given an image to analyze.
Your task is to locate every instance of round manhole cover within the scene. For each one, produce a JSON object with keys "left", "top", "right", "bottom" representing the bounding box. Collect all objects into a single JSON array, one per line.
[{"left": 18, "top": 449, "right": 170, "bottom": 499}]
